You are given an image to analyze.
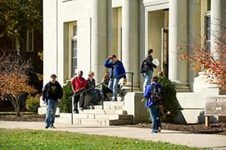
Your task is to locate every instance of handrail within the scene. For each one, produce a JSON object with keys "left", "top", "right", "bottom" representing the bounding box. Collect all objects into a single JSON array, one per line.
[
  {"left": 70, "top": 72, "right": 134, "bottom": 125},
  {"left": 71, "top": 82, "right": 105, "bottom": 125},
  {"left": 125, "top": 72, "right": 134, "bottom": 92}
]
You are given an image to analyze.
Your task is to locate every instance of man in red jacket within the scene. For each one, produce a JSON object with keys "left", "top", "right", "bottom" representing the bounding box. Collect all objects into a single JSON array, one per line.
[{"left": 71, "top": 70, "right": 87, "bottom": 113}]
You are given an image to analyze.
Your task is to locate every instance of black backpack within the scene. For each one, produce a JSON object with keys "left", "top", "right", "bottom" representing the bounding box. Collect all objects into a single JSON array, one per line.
[
  {"left": 151, "top": 83, "right": 162, "bottom": 103},
  {"left": 140, "top": 59, "right": 148, "bottom": 73}
]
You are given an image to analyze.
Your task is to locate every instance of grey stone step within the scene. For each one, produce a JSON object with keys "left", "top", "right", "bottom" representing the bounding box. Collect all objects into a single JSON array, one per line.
[
  {"left": 79, "top": 109, "right": 127, "bottom": 115},
  {"left": 59, "top": 113, "right": 132, "bottom": 119},
  {"left": 103, "top": 101, "right": 124, "bottom": 110},
  {"left": 74, "top": 118, "right": 133, "bottom": 126},
  {"left": 93, "top": 105, "right": 103, "bottom": 110},
  {"left": 56, "top": 113, "right": 133, "bottom": 126}
]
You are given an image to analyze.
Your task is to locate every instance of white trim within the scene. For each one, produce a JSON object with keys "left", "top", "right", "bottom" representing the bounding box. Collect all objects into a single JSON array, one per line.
[
  {"left": 62, "top": 0, "right": 76, "bottom": 3},
  {"left": 144, "top": 0, "right": 169, "bottom": 11}
]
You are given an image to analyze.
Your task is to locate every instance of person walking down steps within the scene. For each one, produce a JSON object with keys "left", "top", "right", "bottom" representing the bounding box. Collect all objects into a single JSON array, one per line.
[{"left": 104, "top": 54, "right": 127, "bottom": 101}]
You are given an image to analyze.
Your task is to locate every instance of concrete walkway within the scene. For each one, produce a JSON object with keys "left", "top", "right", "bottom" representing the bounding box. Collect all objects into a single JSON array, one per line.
[{"left": 0, "top": 121, "right": 226, "bottom": 149}]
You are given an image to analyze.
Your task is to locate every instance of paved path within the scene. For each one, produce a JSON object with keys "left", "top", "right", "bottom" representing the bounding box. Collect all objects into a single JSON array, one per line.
[{"left": 0, "top": 121, "right": 226, "bottom": 149}]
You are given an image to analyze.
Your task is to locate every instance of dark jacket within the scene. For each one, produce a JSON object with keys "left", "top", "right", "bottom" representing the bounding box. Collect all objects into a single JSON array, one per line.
[
  {"left": 141, "top": 55, "right": 157, "bottom": 72},
  {"left": 104, "top": 59, "right": 126, "bottom": 79},
  {"left": 86, "top": 78, "right": 96, "bottom": 94},
  {"left": 42, "top": 81, "right": 63, "bottom": 101}
]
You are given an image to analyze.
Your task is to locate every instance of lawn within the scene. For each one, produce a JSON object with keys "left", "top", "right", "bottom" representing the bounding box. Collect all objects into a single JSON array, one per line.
[{"left": 0, "top": 128, "right": 200, "bottom": 150}]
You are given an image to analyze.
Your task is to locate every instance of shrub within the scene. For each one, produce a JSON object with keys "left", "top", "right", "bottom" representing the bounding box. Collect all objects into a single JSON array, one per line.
[
  {"left": 158, "top": 76, "right": 179, "bottom": 123},
  {"left": 25, "top": 95, "right": 40, "bottom": 113},
  {"left": 59, "top": 80, "right": 73, "bottom": 113}
]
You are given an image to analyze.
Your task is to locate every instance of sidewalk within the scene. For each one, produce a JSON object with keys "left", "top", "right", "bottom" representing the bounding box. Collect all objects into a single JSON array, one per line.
[{"left": 0, "top": 121, "right": 226, "bottom": 149}]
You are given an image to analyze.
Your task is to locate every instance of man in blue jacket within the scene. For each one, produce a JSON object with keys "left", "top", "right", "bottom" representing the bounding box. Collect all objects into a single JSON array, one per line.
[
  {"left": 104, "top": 55, "right": 126, "bottom": 101},
  {"left": 144, "top": 76, "right": 163, "bottom": 133}
]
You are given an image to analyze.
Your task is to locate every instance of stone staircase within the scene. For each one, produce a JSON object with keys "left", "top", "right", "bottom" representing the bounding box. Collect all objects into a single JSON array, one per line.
[{"left": 55, "top": 101, "right": 133, "bottom": 126}]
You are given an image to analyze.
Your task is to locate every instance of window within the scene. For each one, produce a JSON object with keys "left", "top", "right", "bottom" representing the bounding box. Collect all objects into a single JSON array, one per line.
[
  {"left": 207, "top": 0, "right": 211, "bottom": 11},
  {"left": 71, "top": 26, "right": 77, "bottom": 76},
  {"left": 26, "top": 29, "right": 34, "bottom": 52},
  {"left": 204, "top": 14, "right": 211, "bottom": 51}
]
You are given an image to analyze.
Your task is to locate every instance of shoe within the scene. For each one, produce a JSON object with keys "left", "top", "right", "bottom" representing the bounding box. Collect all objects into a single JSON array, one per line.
[
  {"left": 45, "top": 125, "right": 49, "bottom": 129},
  {"left": 151, "top": 129, "right": 158, "bottom": 133},
  {"left": 158, "top": 127, "right": 161, "bottom": 133},
  {"left": 73, "top": 109, "right": 79, "bottom": 114},
  {"left": 79, "top": 107, "right": 83, "bottom": 111},
  {"left": 50, "top": 125, "right": 55, "bottom": 129},
  {"left": 89, "top": 105, "right": 94, "bottom": 109},
  {"left": 111, "top": 98, "right": 117, "bottom": 102}
]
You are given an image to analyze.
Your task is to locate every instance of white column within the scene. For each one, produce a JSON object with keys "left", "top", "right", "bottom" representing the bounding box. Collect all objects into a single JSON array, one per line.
[
  {"left": 107, "top": 0, "right": 112, "bottom": 56},
  {"left": 211, "top": 0, "right": 226, "bottom": 59},
  {"left": 188, "top": 0, "right": 201, "bottom": 89},
  {"left": 144, "top": 10, "right": 149, "bottom": 56},
  {"left": 169, "top": 0, "right": 188, "bottom": 84},
  {"left": 122, "top": 0, "right": 139, "bottom": 86},
  {"left": 91, "top": 0, "right": 108, "bottom": 83},
  {"left": 43, "top": 0, "right": 57, "bottom": 85}
]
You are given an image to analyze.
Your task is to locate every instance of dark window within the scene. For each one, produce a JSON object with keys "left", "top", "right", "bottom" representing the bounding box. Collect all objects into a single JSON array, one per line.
[
  {"left": 205, "top": 15, "right": 211, "bottom": 51},
  {"left": 71, "top": 25, "right": 77, "bottom": 76},
  {"left": 207, "top": 0, "right": 211, "bottom": 11}
]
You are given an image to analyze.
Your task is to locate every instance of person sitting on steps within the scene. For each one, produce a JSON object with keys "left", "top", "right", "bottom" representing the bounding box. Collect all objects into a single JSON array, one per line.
[{"left": 71, "top": 70, "right": 87, "bottom": 113}]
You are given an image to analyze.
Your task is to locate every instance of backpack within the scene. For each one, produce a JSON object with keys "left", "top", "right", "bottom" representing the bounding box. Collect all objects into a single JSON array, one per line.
[
  {"left": 150, "top": 83, "right": 162, "bottom": 103},
  {"left": 140, "top": 59, "right": 148, "bottom": 73}
]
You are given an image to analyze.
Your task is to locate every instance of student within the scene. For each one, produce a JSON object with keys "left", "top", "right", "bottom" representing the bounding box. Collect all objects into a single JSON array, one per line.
[
  {"left": 71, "top": 70, "right": 87, "bottom": 113},
  {"left": 144, "top": 76, "right": 163, "bottom": 133},
  {"left": 42, "top": 74, "right": 63, "bottom": 129},
  {"left": 140, "top": 49, "right": 157, "bottom": 92},
  {"left": 101, "top": 71, "right": 111, "bottom": 101},
  {"left": 86, "top": 71, "right": 98, "bottom": 108},
  {"left": 104, "top": 55, "right": 127, "bottom": 101}
]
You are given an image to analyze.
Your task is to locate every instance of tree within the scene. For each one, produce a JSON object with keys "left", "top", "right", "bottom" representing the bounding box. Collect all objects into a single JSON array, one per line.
[
  {"left": 180, "top": 32, "right": 226, "bottom": 90},
  {"left": 0, "top": 52, "right": 36, "bottom": 116},
  {"left": 0, "top": 0, "right": 42, "bottom": 54}
]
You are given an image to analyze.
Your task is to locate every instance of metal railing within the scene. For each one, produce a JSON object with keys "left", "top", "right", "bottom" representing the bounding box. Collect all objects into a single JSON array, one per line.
[
  {"left": 125, "top": 72, "right": 134, "bottom": 92},
  {"left": 71, "top": 82, "right": 104, "bottom": 125},
  {"left": 70, "top": 72, "right": 134, "bottom": 125}
]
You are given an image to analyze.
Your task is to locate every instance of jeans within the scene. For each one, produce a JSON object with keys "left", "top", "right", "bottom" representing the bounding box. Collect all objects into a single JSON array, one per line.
[
  {"left": 72, "top": 94, "right": 80, "bottom": 112},
  {"left": 88, "top": 89, "right": 98, "bottom": 104},
  {"left": 149, "top": 105, "right": 161, "bottom": 133},
  {"left": 45, "top": 99, "right": 58, "bottom": 127},
  {"left": 143, "top": 70, "right": 153, "bottom": 92},
  {"left": 108, "top": 78, "right": 120, "bottom": 100},
  {"left": 72, "top": 92, "right": 86, "bottom": 111}
]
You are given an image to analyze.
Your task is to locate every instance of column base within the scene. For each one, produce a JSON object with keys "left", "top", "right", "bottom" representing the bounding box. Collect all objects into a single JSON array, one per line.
[{"left": 173, "top": 81, "right": 191, "bottom": 92}]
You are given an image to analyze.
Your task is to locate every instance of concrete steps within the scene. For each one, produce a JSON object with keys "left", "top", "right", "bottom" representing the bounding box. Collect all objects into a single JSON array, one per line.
[{"left": 56, "top": 101, "right": 133, "bottom": 126}]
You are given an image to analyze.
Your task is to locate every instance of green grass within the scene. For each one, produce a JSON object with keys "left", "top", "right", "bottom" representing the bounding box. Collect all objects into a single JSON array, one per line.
[{"left": 0, "top": 128, "right": 200, "bottom": 150}]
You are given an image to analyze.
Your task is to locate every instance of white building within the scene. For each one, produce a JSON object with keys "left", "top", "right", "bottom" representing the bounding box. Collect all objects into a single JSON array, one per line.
[{"left": 43, "top": 0, "right": 226, "bottom": 124}]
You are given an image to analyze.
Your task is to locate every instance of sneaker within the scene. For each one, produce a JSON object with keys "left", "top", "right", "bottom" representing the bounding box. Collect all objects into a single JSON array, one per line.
[
  {"left": 158, "top": 127, "right": 161, "bottom": 133},
  {"left": 151, "top": 129, "right": 158, "bottom": 133},
  {"left": 73, "top": 109, "right": 79, "bottom": 114},
  {"left": 111, "top": 98, "right": 117, "bottom": 102},
  {"left": 89, "top": 105, "right": 94, "bottom": 109},
  {"left": 45, "top": 125, "right": 49, "bottom": 129}
]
